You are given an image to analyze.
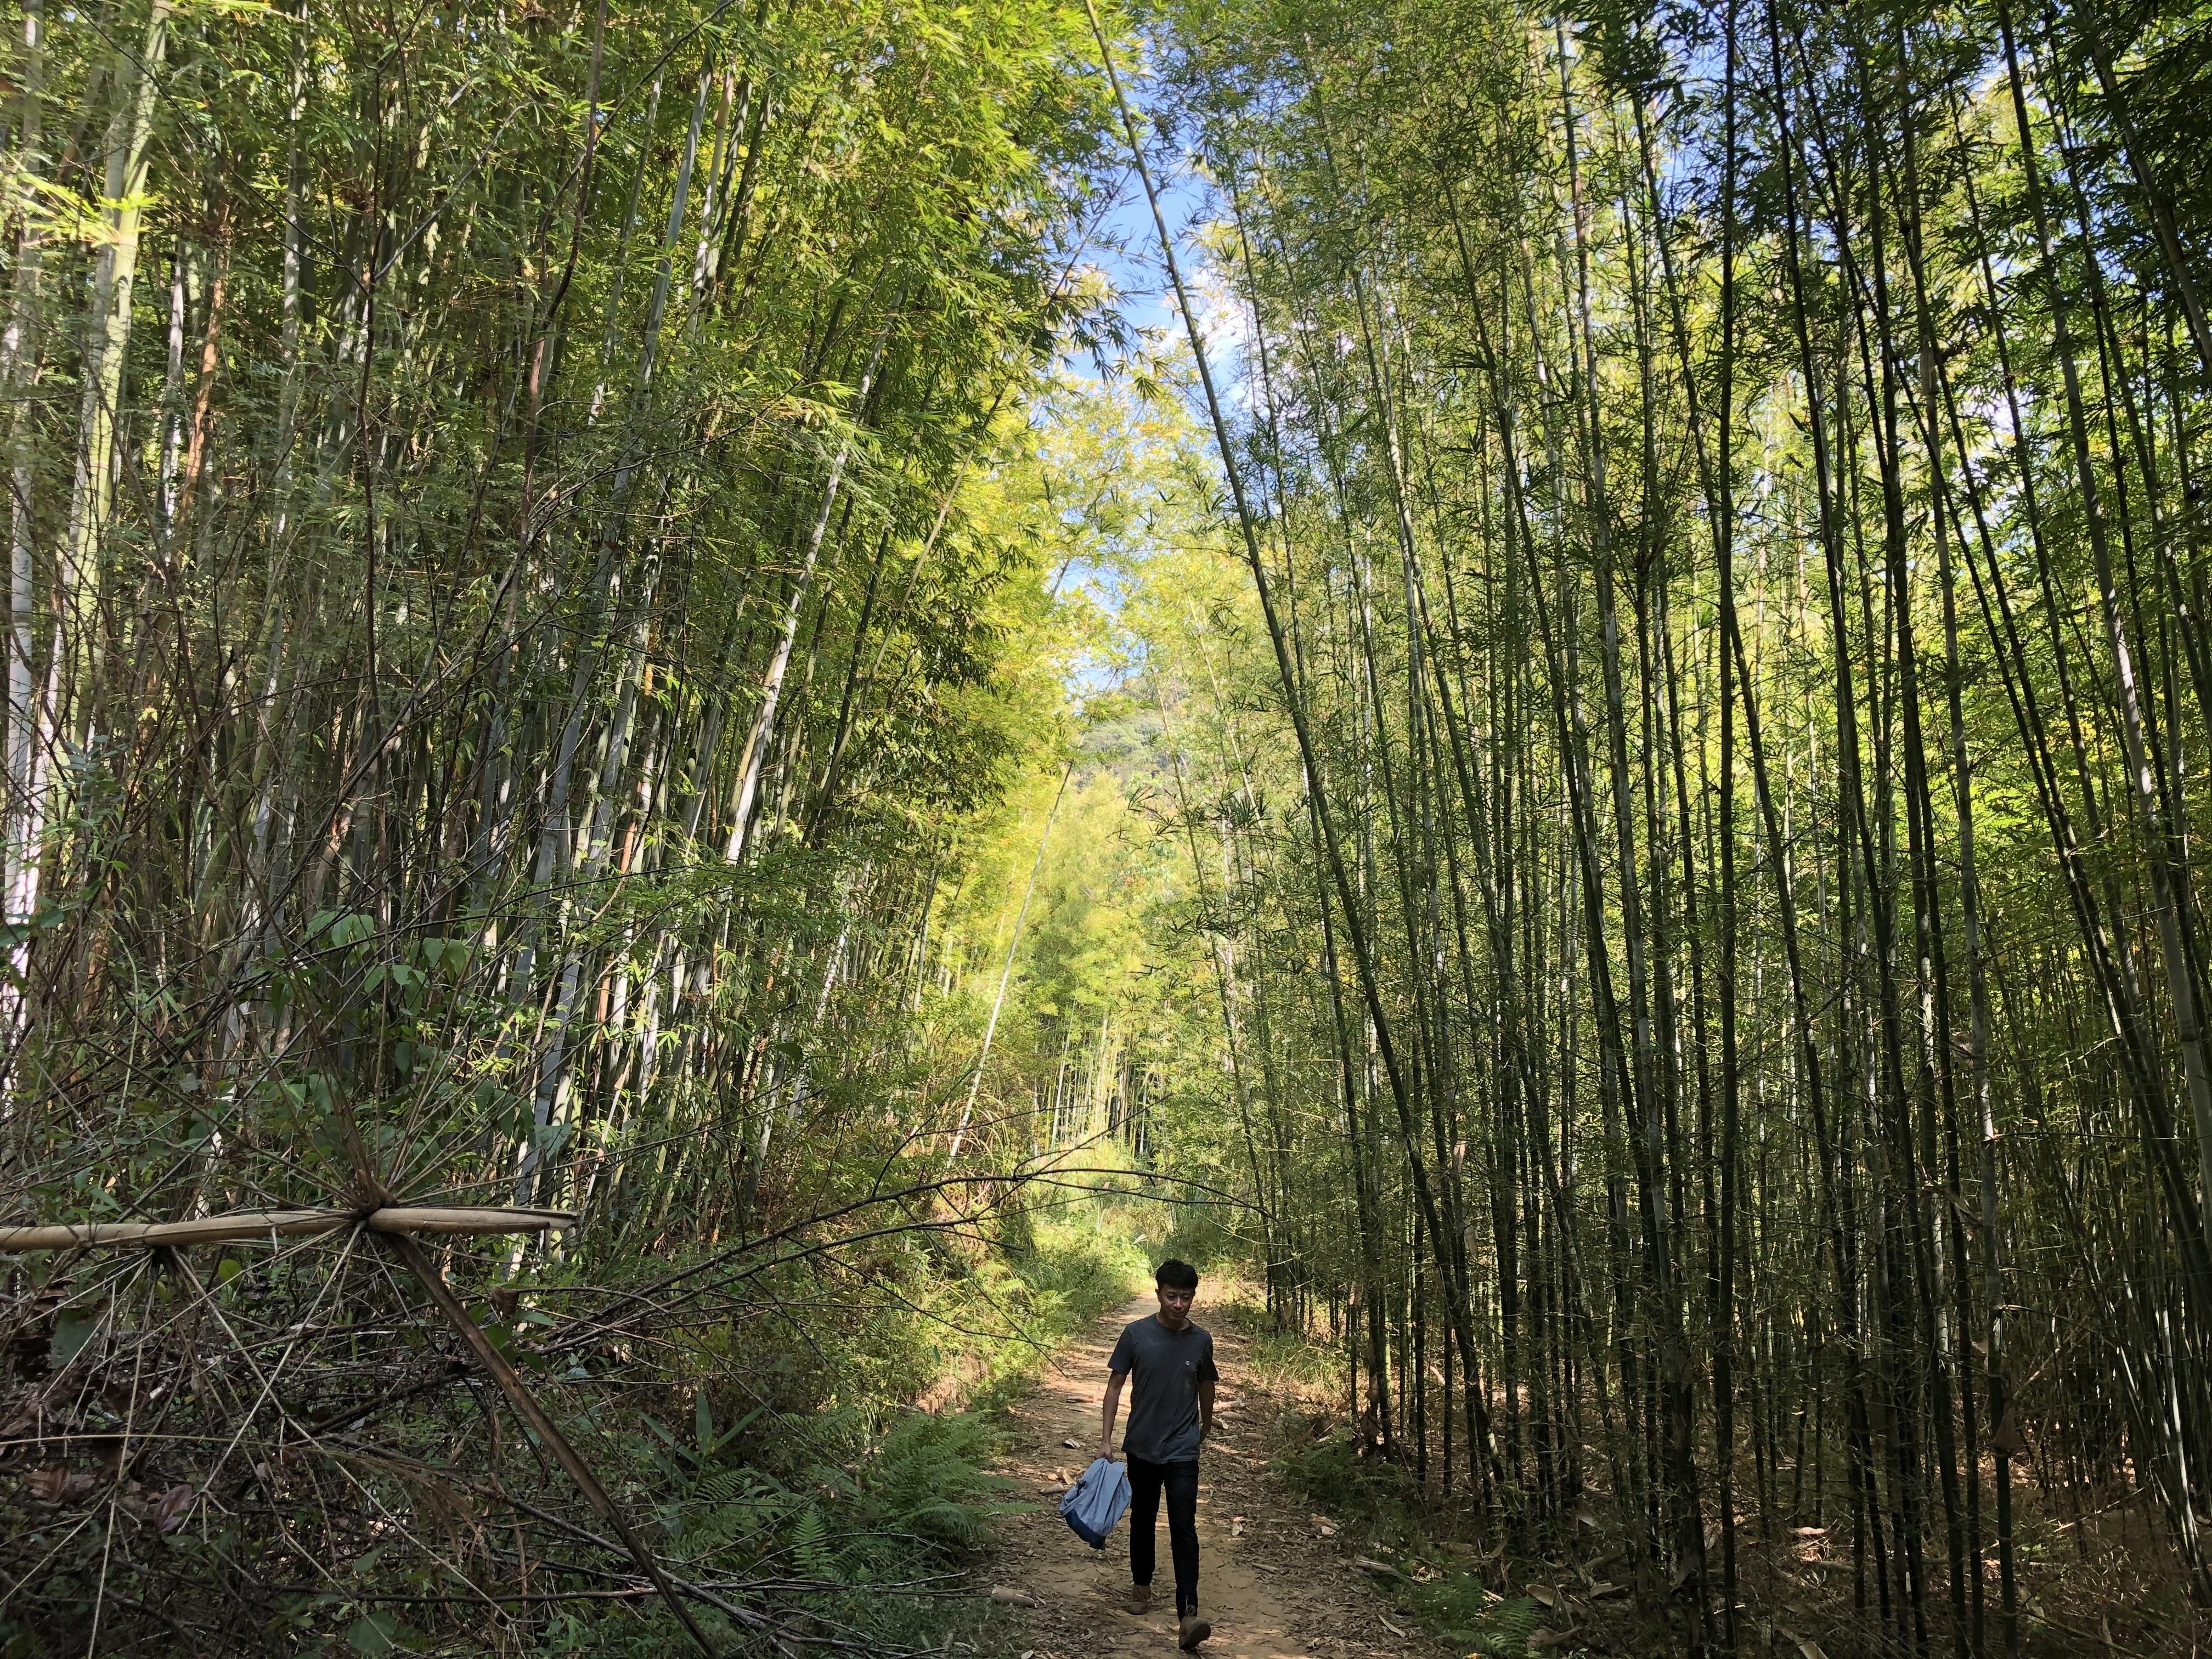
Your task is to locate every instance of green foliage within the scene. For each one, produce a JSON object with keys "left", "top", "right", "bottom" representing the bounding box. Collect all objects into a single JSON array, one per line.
[
  {"left": 1272, "top": 1429, "right": 1424, "bottom": 1551},
  {"left": 1420, "top": 1591, "right": 1546, "bottom": 1657},
  {"left": 532, "top": 1208, "right": 1142, "bottom": 1656},
  {"left": 847, "top": 1411, "right": 1019, "bottom": 1553}
]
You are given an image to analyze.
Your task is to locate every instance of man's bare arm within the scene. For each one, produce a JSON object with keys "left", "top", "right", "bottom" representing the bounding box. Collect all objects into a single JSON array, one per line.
[
  {"left": 1100, "top": 1371, "right": 1127, "bottom": 1459},
  {"left": 1198, "top": 1377, "right": 1216, "bottom": 1441}
]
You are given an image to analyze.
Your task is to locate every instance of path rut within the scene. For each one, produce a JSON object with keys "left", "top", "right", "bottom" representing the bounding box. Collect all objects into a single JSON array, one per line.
[{"left": 985, "top": 1296, "right": 1453, "bottom": 1659}]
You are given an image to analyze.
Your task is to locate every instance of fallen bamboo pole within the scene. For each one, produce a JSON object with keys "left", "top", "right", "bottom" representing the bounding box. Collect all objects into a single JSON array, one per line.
[{"left": 0, "top": 1206, "right": 577, "bottom": 1252}]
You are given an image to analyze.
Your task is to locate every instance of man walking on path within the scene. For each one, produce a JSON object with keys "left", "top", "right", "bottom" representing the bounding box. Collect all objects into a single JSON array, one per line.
[{"left": 1099, "top": 1259, "right": 1217, "bottom": 1650}]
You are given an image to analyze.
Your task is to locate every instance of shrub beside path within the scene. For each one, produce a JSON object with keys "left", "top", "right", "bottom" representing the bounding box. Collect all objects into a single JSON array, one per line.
[{"left": 985, "top": 1295, "right": 1456, "bottom": 1659}]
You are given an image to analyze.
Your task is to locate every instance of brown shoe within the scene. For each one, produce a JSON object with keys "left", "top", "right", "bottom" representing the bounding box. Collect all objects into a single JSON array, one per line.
[
  {"left": 1124, "top": 1583, "right": 1150, "bottom": 1615},
  {"left": 1177, "top": 1612, "right": 1212, "bottom": 1649}
]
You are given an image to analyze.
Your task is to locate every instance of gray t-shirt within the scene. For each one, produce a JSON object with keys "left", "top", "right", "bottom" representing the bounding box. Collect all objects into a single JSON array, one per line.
[{"left": 1108, "top": 1316, "right": 1218, "bottom": 1465}]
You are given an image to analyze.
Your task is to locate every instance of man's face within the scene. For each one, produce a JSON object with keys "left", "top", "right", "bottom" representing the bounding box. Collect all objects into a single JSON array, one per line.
[{"left": 1155, "top": 1282, "right": 1196, "bottom": 1328}]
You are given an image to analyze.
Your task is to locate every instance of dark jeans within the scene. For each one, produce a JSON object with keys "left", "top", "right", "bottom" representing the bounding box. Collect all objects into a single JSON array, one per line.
[{"left": 1126, "top": 1455, "right": 1200, "bottom": 1616}]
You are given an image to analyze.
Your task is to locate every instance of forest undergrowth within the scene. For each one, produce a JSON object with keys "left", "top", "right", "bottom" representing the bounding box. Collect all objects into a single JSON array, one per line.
[
  {"left": 7, "top": 1175, "right": 1157, "bottom": 1657},
  {"left": 1218, "top": 1288, "right": 2186, "bottom": 1658},
  {"left": 506, "top": 1197, "right": 1155, "bottom": 1659}
]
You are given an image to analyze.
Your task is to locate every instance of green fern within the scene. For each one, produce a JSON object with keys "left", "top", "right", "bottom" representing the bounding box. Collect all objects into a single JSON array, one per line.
[
  {"left": 789, "top": 1503, "right": 833, "bottom": 1579},
  {"left": 692, "top": 1466, "right": 764, "bottom": 1507},
  {"left": 1402, "top": 1571, "right": 1549, "bottom": 1656},
  {"left": 853, "top": 1411, "right": 1018, "bottom": 1554},
  {"left": 1472, "top": 1596, "right": 1546, "bottom": 1656}
]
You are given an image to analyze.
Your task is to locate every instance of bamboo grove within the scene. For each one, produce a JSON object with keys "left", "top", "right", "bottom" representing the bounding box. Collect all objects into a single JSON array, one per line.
[
  {"left": 14, "top": 0, "right": 2212, "bottom": 1650},
  {"left": 1120, "top": 0, "right": 2212, "bottom": 1649},
  {"left": 0, "top": 0, "right": 1178, "bottom": 1649}
]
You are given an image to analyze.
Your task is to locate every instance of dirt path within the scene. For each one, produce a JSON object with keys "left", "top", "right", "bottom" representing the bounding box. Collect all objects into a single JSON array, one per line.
[{"left": 985, "top": 1296, "right": 1454, "bottom": 1659}]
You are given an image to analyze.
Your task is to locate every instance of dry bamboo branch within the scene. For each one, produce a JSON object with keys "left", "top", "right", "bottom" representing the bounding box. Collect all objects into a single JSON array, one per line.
[
  {"left": 0, "top": 1206, "right": 577, "bottom": 1251},
  {"left": 379, "top": 1231, "right": 721, "bottom": 1656}
]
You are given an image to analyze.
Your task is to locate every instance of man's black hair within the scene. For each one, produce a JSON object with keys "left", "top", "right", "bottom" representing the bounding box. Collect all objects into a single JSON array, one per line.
[{"left": 1155, "top": 1258, "right": 1199, "bottom": 1291}]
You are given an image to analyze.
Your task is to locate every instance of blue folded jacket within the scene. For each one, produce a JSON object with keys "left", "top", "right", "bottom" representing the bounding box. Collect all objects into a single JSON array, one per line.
[{"left": 1058, "top": 1456, "right": 1132, "bottom": 1549}]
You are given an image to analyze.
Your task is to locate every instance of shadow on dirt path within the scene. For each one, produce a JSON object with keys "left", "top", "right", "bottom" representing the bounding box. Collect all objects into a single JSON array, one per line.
[{"left": 985, "top": 1295, "right": 1454, "bottom": 1659}]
